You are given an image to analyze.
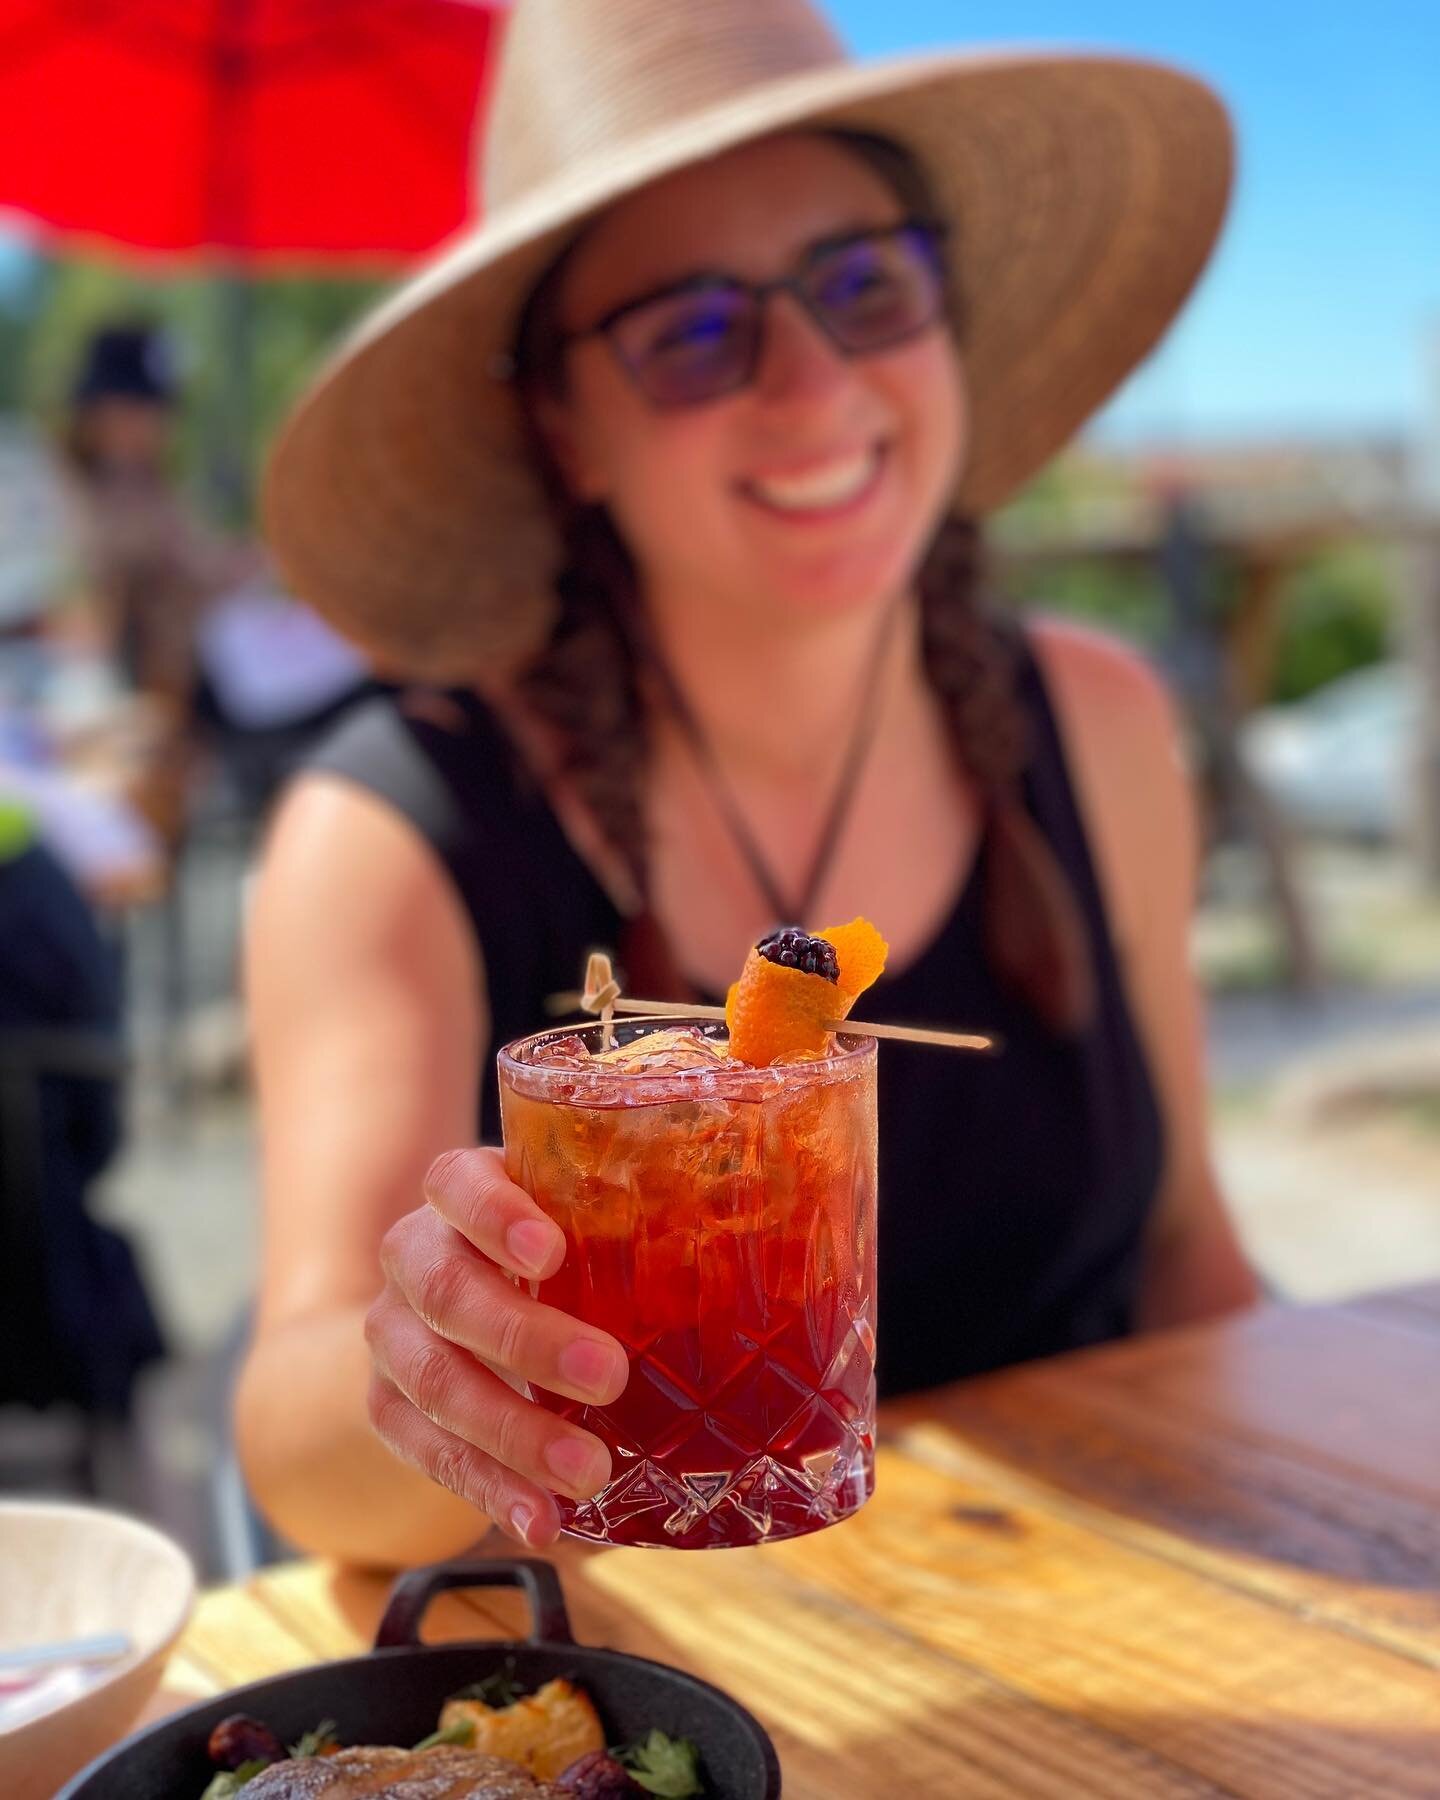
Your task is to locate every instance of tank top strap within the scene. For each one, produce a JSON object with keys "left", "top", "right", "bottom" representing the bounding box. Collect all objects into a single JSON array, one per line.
[
  {"left": 305, "top": 686, "right": 623, "bottom": 1137},
  {"left": 1011, "top": 632, "right": 1127, "bottom": 993}
]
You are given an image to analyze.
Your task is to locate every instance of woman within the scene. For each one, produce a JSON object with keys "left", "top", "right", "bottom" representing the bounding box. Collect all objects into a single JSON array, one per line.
[{"left": 238, "top": 0, "right": 1258, "bottom": 1567}]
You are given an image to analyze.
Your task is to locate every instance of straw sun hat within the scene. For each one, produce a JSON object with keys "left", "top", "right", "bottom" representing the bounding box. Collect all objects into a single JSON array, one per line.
[{"left": 263, "top": 0, "right": 1232, "bottom": 681}]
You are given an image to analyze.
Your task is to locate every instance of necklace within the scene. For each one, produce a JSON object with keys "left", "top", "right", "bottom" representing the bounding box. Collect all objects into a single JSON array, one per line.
[{"left": 645, "top": 597, "right": 905, "bottom": 927}]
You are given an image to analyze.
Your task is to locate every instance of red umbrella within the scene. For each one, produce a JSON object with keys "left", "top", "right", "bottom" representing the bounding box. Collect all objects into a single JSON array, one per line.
[
  {"left": 0, "top": 0, "right": 504, "bottom": 264},
  {"left": 0, "top": 1, "right": 505, "bottom": 510}
]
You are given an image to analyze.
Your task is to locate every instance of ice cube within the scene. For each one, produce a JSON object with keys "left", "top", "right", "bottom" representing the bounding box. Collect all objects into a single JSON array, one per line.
[
  {"left": 594, "top": 1026, "right": 731, "bottom": 1071},
  {"left": 529, "top": 1033, "right": 593, "bottom": 1069}
]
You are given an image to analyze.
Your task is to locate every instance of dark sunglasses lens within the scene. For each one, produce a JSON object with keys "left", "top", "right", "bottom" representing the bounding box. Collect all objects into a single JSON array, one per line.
[
  {"left": 807, "top": 228, "right": 945, "bottom": 351},
  {"left": 610, "top": 285, "right": 758, "bottom": 406}
]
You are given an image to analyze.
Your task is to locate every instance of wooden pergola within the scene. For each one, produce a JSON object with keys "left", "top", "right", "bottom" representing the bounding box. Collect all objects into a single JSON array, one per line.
[{"left": 993, "top": 491, "right": 1440, "bottom": 988}]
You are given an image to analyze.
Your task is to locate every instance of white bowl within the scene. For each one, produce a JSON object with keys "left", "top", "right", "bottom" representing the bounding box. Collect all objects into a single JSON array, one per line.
[{"left": 0, "top": 1500, "right": 196, "bottom": 1800}]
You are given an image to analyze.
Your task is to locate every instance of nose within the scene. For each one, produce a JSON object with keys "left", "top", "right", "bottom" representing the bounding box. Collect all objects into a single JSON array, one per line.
[{"left": 750, "top": 289, "right": 854, "bottom": 409}]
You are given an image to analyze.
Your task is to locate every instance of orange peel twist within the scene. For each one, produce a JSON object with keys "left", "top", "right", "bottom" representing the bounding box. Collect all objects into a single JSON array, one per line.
[{"left": 725, "top": 916, "right": 889, "bottom": 1065}]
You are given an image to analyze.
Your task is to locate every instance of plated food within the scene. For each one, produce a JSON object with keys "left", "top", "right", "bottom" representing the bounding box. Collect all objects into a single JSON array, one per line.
[{"left": 199, "top": 1664, "right": 704, "bottom": 1799}]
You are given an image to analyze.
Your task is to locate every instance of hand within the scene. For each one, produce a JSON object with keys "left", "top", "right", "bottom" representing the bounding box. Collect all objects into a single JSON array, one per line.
[{"left": 365, "top": 1146, "right": 629, "bottom": 1547}]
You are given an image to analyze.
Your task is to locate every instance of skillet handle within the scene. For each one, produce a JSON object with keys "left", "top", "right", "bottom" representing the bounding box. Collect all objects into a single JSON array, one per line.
[{"left": 375, "top": 1557, "right": 576, "bottom": 1650}]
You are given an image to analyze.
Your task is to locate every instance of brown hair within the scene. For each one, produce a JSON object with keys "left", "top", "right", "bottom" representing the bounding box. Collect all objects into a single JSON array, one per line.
[{"left": 514, "top": 133, "right": 1096, "bottom": 1033}]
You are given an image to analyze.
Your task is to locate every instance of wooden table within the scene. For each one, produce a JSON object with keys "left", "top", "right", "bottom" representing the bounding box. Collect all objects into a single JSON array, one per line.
[{"left": 154, "top": 1287, "right": 1440, "bottom": 1797}]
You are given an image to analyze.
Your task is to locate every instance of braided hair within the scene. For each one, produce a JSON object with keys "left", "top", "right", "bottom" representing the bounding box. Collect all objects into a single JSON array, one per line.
[{"left": 513, "top": 134, "right": 1095, "bottom": 1033}]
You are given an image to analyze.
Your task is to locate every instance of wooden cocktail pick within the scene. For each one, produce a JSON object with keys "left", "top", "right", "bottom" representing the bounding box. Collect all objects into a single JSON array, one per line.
[{"left": 555, "top": 953, "right": 998, "bottom": 1055}]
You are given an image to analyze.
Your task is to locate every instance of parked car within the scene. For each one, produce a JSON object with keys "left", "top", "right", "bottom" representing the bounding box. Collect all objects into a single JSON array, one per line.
[{"left": 1239, "top": 663, "right": 1421, "bottom": 841}]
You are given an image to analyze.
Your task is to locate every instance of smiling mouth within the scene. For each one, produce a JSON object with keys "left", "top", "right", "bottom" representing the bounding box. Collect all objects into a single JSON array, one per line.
[{"left": 740, "top": 444, "right": 887, "bottom": 519}]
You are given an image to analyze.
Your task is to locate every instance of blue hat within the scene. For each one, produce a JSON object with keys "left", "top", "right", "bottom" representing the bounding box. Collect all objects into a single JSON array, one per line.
[{"left": 70, "top": 325, "right": 179, "bottom": 407}]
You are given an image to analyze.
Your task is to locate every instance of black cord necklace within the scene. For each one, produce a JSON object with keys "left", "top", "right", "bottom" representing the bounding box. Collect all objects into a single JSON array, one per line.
[{"left": 645, "top": 597, "right": 905, "bottom": 927}]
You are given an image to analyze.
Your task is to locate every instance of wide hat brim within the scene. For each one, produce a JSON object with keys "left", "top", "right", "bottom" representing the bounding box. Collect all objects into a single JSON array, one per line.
[{"left": 263, "top": 50, "right": 1232, "bottom": 681}]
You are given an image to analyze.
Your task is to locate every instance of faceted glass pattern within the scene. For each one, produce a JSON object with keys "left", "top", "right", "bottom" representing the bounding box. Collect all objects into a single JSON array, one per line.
[{"left": 499, "top": 1022, "right": 877, "bottom": 1549}]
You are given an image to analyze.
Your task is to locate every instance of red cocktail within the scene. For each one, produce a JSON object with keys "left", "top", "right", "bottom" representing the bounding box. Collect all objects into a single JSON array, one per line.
[{"left": 498, "top": 1020, "right": 877, "bottom": 1549}]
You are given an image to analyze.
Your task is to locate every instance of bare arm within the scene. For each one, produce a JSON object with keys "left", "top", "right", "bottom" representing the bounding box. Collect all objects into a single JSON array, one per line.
[
  {"left": 236, "top": 775, "right": 492, "bottom": 1566},
  {"left": 236, "top": 773, "right": 626, "bottom": 1568},
  {"left": 1030, "top": 621, "right": 1261, "bottom": 1331}
]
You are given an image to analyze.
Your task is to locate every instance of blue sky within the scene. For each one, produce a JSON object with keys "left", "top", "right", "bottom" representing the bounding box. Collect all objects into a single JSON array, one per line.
[
  {"left": 829, "top": 0, "right": 1439, "bottom": 445},
  {"left": 3, "top": 2, "right": 1434, "bottom": 446}
]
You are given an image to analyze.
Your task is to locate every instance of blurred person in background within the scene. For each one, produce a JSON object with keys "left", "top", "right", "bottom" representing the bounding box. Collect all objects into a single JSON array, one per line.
[
  {"left": 59, "top": 321, "right": 247, "bottom": 716},
  {"left": 0, "top": 409, "right": 167, "bottom": 908},
  {"left": 59, "top": 321, "right": 376, "bottom": 823},
  {"left": 56, "top": 320, "right": 247, "bottom": 851},
  {"left": 238, "top": 0, "right": 1260, "bottom": 1567}
]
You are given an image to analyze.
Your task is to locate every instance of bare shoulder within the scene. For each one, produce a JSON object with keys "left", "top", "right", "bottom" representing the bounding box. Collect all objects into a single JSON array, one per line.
[
  {"left": 246, "top": 773, "right": 485, "bottom": 1326},
  {"left": 1024, "top": 616, "right": 1193, "bottom": 948},
  {"left": 1026, "top": 616, "right": 1178, "bottom": 746},
  {"left": 258, "top": 772, "right": 452, "bottom": 922},
  {"left": 249, "top": 772, "right": 481, "bottom": 1013}
]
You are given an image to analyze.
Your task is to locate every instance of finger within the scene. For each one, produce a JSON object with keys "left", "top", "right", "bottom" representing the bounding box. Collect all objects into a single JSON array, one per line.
[
  {"left": 424, "top": 1146, "right": 565, "bottom": 1281},
  {"left": 368, "top": 1292, "right": 613, "bottom": 1502},
  {"left": 368, "top": 1373, "right": 562, "bottom": 1550},
  {"left": 381, "top": 1214, "right": 628, "bottom": 1406}
]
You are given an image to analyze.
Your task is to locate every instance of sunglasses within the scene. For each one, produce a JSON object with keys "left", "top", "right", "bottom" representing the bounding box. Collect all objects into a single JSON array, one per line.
[{"left": 557, "top": 220, "right": 949, "bottom": 410}]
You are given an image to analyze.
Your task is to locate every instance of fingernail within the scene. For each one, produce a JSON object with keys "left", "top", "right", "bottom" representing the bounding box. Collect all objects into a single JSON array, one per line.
[
  {"left": 509, "top": 1502, "right": 536, "bottom": 1545},
  {"left": 507, "top": 1220, "right": 559, "bottom": 1276},
  {"left": 558, "top": 1339, "right": 626, "bottom": 1398},
  {"left": 545, "top": 1436, "right": 609, "bottom": 1495}
]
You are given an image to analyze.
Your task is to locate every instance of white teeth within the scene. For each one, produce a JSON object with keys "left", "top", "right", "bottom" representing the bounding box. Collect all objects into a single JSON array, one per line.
[{"left": 749, "top": 448, "right": 879, "bottom": 512}]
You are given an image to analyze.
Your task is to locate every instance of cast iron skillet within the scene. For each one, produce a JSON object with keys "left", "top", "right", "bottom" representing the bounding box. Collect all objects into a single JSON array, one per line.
[{"left": 57, "top": 1557, "right": 782, "bottom": 1798}]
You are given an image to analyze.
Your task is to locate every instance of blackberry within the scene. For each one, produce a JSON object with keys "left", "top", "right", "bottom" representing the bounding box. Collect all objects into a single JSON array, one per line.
[
  {"left": 207, "top": 1715, "right": 285, "bottom": 1771},
  {"left": 558, "top": 1751, "right": 645, "bottom": 1796},
  {"left": 756, "top": 925, "right": 839, "bottom": 982}
]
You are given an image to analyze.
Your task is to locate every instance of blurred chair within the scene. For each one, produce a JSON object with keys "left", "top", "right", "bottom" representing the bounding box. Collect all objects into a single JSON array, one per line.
[
  {"left": 0, "top": 841, "right": 166, "bottom": 1494},
  {"left": 202, "top": 1312, "right": 293, "bottom": 1578},
  {"left": 146, "top": 621, "right": 386, "bottom": 1107},
  {"left": 118, "top": 1309, "right": 293, "bottom": 1581},
  {"left": 0, "top": 1023, "right": 130, "bottom": 1492},
  {"left": 192, "top": 579, "right": 380, "bottom": 824}
]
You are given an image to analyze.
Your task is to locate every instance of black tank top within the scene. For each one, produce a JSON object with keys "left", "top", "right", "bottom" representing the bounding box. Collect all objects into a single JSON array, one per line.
[{"left": 308, "top": 639, "right": 1163, "bottom": 1397}]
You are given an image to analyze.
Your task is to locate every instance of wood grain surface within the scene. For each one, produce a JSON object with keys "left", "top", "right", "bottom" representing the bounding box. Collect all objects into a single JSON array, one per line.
[{"left": 145, "top": 1287, "right": 1440, "bottom": 1797}]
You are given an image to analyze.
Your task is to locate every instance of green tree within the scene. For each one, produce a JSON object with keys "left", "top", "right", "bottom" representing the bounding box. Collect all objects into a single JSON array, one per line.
[{"left": 1268, "top": 544, "right": 1393, "bottom": 702}]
